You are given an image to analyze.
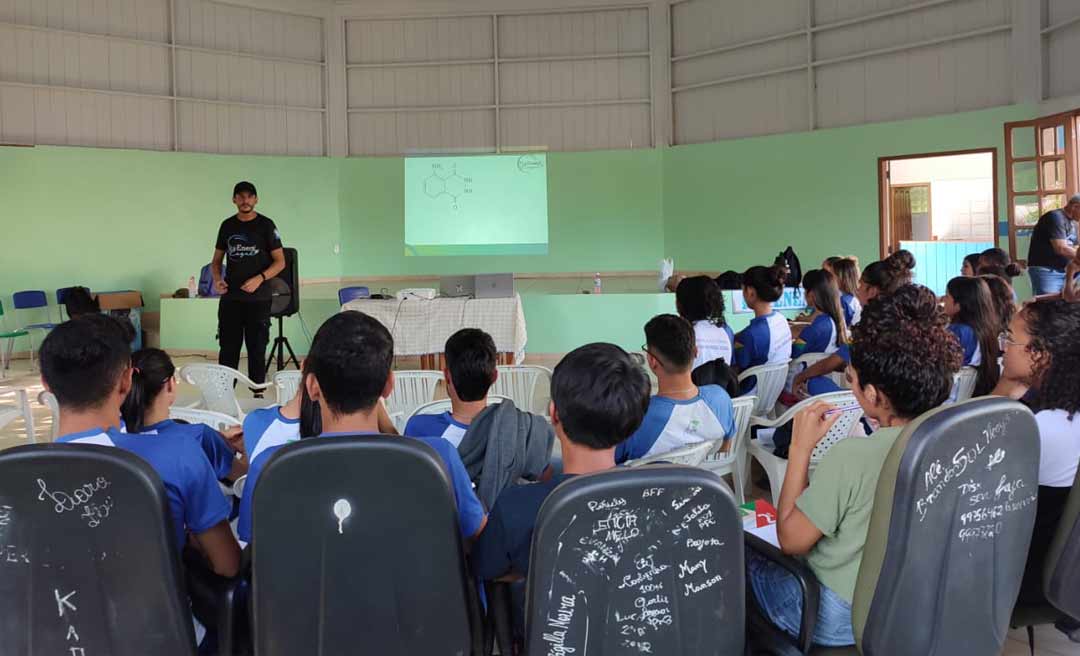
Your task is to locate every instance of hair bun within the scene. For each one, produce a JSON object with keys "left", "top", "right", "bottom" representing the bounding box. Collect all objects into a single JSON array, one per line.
[
  {"left": 769, "top": 264, "right": 787, "bottom": 287},
  {"left": 1006, "top": 262, "right": 1023, "bottom": 277}
]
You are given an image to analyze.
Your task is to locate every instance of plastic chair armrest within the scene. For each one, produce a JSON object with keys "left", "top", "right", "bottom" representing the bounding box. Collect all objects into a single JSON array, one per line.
[{"left": 744, "top": 533, "right": 822, "bottom": 655}]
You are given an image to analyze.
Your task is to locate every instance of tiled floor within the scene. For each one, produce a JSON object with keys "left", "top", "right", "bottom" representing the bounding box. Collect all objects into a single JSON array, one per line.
[{"left": 3, "top": 357, "right": 1078, "bottom": 655}]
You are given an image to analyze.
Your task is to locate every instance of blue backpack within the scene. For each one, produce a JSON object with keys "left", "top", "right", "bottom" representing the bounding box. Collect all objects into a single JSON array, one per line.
[{"left": 198, "top": 262, "right": 223, "bottom": 297}]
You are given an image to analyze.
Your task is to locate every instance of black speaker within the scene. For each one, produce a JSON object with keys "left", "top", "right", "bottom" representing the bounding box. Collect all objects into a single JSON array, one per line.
[{"left": 269, "top": 247, "right": 298, "bottom": 318}]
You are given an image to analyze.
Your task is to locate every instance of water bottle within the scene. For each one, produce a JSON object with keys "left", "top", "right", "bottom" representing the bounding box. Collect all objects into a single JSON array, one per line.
[
  {"left": 187, "top": 276, "right": 197, "bottom": 298},
  {"left": 593, "top": 273, "right": 602, "bottom": 295}
]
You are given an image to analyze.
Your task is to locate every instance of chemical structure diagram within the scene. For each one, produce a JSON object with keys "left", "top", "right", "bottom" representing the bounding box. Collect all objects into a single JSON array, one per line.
[{"left": 424, "top": 163, "right": 473, "bottom": 211}]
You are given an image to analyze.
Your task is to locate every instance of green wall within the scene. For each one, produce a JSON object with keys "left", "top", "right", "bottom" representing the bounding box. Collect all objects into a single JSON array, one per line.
[
  {"left": 0, "top": 145, "right": 341, "bottom": 312},
  {"left": 2, "top": 103, "right": 1039, "bottom": 337},
  {"left": 662, "top": 104, "right": 1035, "bottom": 281},
  {"left": 337, "top": 148, "right": 664, "bottom": 277}
]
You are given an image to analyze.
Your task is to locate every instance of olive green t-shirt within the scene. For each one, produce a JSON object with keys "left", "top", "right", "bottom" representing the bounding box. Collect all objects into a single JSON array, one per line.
[{"left": 795, "top": 426, "right": 902, "bottom": 603}]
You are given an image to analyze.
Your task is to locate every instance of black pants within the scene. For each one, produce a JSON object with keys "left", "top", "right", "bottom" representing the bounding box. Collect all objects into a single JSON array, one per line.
[{"left": 217, "top": 298, "right": 271, "bottom": 384}]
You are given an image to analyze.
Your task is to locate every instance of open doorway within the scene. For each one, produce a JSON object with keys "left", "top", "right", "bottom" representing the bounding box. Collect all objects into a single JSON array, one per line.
[{"left": 877, "top": 149, "right": 998, "bottom": 293}]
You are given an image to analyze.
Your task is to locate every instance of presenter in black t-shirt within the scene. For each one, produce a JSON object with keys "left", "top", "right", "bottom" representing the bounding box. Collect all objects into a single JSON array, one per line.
[
  {"left": 211, "top": 181, "right": 286, "bottom": 387},
  {"left": 1027, "top": 194, "right": 1079, "bottom": 296}
]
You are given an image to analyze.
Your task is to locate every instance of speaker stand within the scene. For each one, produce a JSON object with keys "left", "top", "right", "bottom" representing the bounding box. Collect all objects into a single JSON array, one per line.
[{"left": 267, "top": 315, "right": 300, "bottom": 372}]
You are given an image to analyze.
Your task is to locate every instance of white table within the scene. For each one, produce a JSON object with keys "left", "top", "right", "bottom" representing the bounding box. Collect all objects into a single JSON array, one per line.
[{"left": 341, "top": 294, "right": 527, "bottom": 366}]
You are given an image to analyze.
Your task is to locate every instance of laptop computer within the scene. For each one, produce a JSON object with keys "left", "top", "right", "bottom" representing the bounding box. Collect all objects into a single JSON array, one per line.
[
  {"left": 439, "top": 275, "right": 475, "bottom": 298},
  {"left": 475, "top": 273, "right": 515, "bottom": 299}
]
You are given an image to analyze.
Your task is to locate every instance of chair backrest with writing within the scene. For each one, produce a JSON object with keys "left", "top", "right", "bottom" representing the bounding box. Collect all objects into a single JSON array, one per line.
[
  {"left": 0, "top": 444, "right": 195, "bottom": 656},
  {"left": 250, "top": 436, "right": 474, "bottom": 656},
  {"left": 524, "top": 466, "right": 744, "bottom": 656},
  {"left": 852, "top": 397, "right": 1039, "bottom": 656},
  {"left": 1045, "top": 468, "right": 1080, "bottom": 620}
]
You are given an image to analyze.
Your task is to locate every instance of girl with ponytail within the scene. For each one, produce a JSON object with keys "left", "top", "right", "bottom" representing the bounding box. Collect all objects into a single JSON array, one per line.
[
  {"left": 733, "top": 264, "right": 793, "bottom": 394},
  {"left": 792, "top": 270, "right": 848, "bottom": 359},
  {"left": 824, "top": 256, "right": 862, "bottom": 326},
  {"left": 122, "top": 348, "right": 246, "bottom": 481}
]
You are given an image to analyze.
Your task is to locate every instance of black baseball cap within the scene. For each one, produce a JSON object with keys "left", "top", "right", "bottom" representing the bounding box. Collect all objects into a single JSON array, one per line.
[{"left": 233, "top": 181, "right": 257, "bottom": 197}]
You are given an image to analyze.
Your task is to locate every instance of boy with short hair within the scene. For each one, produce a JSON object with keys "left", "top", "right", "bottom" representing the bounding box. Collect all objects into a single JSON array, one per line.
[
  {"left": 238, "top": 311, "right": 486, "bottom": 543},
  {"left": 616, "top": 314, "right": 735, "bottom": 464},
  {"left": 404, "top": 327, "right": 498, "bottom": 447},
  {"left": 41, "top": 314, "right": 239, "bottom": 578},
  {"left": 471, "top": 342, "right": 650, "bottom": 582}
]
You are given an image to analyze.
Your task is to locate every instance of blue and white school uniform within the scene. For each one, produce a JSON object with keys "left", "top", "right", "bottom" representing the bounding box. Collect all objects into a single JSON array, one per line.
[
  {"left": 792, "top": 313, "right": 839, "bottom": 359},
  {"left": 243, "top": 406, "right": 301, "bottom": 465},
  {"left": 692, "top": 320, "right": 736, "bottom": 369},
  {"left": 237, "top": 431, "right": 485, "bottom": 543},
  {"left": 948, "top": 323, "right": 982, "bottom": 367},
  {"left": 57, "top": 427, "right": 231, "bottom": 548},
  {"left": 140, "top": 419, "right": 235, "bottom": 480},
  {"left": 841, "top": 294, "right": 862, "bottom": 327},
  {"left": 615, "top": 385, "right": 735, "bottom": 464},
  {"left": 404, "top": 412, "right": 469, "bottom": 448},
  {"left": 734, "top": 311, "right": 793, "bottom": 395}
]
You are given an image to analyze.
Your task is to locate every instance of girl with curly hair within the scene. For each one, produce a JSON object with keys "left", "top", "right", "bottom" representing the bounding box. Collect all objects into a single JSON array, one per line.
[
  {"left": 676, "top": 275, "right": 734, "bottom": 369},
  {"left": 993, "top": 299, "right": 1080, "bottom": 609},
  {"left": 748, "top": 285, "right": 962, "bottom": 647}
]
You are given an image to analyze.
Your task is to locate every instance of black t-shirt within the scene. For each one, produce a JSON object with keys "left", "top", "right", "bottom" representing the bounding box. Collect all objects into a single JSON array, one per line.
[
  {"left": 1027, "top": 209, "right": 1077, "bottom": 270},
  {"left": 215, "top": 214, "right": 282, "bottom": 301}
]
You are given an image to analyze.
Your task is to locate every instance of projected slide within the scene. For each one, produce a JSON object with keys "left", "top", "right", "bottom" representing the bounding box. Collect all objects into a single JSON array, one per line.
[{"left": 404, "top": 154, "right": 549, "bottom": 256}]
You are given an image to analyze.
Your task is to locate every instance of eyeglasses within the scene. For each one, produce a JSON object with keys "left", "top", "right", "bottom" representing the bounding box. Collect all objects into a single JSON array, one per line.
[{"left": 998, "top": 333, "right": 1029, "bottom": 351}]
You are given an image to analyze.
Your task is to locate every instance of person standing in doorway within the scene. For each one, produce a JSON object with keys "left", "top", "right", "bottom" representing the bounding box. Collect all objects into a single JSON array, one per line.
[
  {"left": 211, "top": 181, "right": 285, "bottom": 389},
  {"left": 1027, "top": 194, "right": 1079, "bottom": 296}
]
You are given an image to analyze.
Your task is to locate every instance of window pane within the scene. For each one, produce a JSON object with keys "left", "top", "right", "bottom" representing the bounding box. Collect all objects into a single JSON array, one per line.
[
  {"left": 908, "top": 186, "right": 929, "bottom": 213},
  {"left": 1041, "top": 158, "right": 1066, "bottom": 190},
  {"left": 1012, "top": 161, "right": 1038, "bottom": 192},
  {"left": 1041, "top": 125, "right": 1065, "bottom": 155},
  {"left": 1014, "top": 195, "right": 1040, "bottom": 227},
  {"left": 1042, "top": 194, "right": 1067, "bottom": 213},
  {"left": 1011, "top": 126, "right": 1036, "bottom": 158}
]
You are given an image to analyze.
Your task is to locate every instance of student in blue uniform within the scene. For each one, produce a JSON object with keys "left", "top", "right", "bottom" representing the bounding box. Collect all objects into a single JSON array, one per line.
[
  {"left": 40, "top": 315, "right": 240, "bottom": 578},
  {"left": 824, "top": 256, "right": 861, "bottom": 327},
  {"left": 403, "top": 327, "right": 498, "bottom": 446},
  {"left": 676, "top": 275, "right": 735, "bottom": 369},
  {"left": 471, "top": 343, "right": 650, "bottom": 639},
  {"left": 733, "top": 264, "right": 793, "bottom": 396},
  {"left": 792, "top": 270, "right": 848, "bottom": 359},
  {"left": 792, "top": 257, "right": 912, "bottom": 396},
  {"left": 943, "top": 276, "right": 1001, "bottom": 396},
  {"left": 616, "top": 315, "right": 734, "bottom": 463},
  {"left": 120, "top": 348, "right": 245, "bottom": 482},
  {"left": 238, "top": 311, "right": 485, "bottom": 544}
]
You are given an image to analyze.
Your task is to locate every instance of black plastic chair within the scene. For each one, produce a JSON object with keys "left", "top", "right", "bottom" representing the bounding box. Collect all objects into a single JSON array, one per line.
[
  {"left": 1011, "top": 467, "right": 1080, "bottom": 648},
  {"left": 249, "top": 435, "right": 481, "bottom": 656},
  {"left": 748, "top": 397, "right": 1041, "bottom": 655},
  {"left": 0, "top": 443, "right": 197, "bottom": 655},
  {"left": 523, "top": 465, "right": 745, "bottom": 655}
]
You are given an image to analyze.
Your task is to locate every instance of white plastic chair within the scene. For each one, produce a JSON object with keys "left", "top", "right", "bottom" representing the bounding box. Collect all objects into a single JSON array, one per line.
[
  {"left": 177, "top": 363, "right": 271, "bottom": 421},
  {"left": 624, "top": 439, "right": 718, "bottom": 467},
  {"left": 700, "top": 395, "right": 757, "bottom": 505},
  {"left": 386, "top": 370, "right": 443, "bottom": 430},
  {"left": 402, "top": 394, "right": 510, "bottom": 429},
  {"left": 491, "top": 365, "right": 553, "bottom": 416},
  {"left": 0, "top": 389, "right": 35, "bottom": 443},
  {"left": 748, "top": 391, "right": 865, "bottom": 504},
  {"left": 737, "top": 360, "right": 791, "bottom": 419},
  {"left": 37, "top": 390, "right": 59, "bottom": 442},
  {"left": 168, "top": 406, "right": 241, "bottom": 432},
  {"left": 950, "top": 366, "right": 979, "bottom": 404},
  {"left": 273, "top": 370, "right": 303, "bottom": 405}
]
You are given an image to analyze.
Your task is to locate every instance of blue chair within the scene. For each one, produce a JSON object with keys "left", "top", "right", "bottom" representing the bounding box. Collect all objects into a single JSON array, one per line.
[
  {"left": 13, "top": 290, "right": 59, "bottom": 370},
  {"left": 55, "top": 286, "right": 80, "bottom": 322},
  {"left": 338, "top": 286, "right": 370, "bottom": 305}
]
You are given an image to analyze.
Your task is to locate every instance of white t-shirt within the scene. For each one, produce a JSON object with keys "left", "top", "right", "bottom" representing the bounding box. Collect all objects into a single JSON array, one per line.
[
  {"left": 1036, "top": 409, "right": 1080, "bottom": 487},
  {"left": 692, "top": 320, "right": 734, "bottom": 370}
]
